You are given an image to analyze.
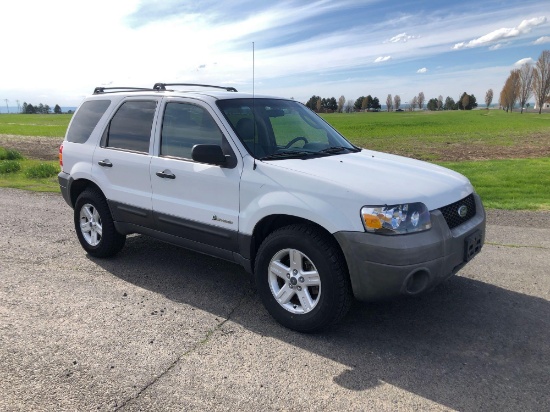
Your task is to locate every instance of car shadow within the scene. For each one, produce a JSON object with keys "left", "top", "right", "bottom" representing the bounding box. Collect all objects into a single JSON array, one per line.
[{"left": 92, "top": 235, "right": 550, "bottom": 411}]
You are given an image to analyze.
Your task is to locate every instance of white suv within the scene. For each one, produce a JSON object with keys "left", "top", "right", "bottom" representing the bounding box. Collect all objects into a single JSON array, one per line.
[{"left": 58, "top": 83, "right": 485, "bottom": 332}]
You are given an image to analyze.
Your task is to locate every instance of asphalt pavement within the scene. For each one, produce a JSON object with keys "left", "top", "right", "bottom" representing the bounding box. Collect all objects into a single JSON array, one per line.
[{"left": 1, "top": 188, "right": 549, "bottom": 411}]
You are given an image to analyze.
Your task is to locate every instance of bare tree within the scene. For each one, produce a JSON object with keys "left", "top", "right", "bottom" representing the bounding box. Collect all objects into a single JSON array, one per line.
[
  {"left": 499, "top": 89, "right": 505, "bottom": 110},
  {"left": 503, "top": 70, "right": 521, "bottom": 111},
  {"left": 316, "top": 98, "right": 322, "bottom": 112},
  {"left": 533, "top": 50, "right": 550, "bottom": 114},
  {"left": 393, "top": 94, "right": 401, "bottom": 110},
  {"left": 410, "top": 96, "right": 418, "bottom": 111},
  {"left": 386, "top": 94, "right": 393, "bottom": 112},
  {"left": 518, "top": 63, "right": 534, "bottom": 113},
  {"left": 437, "top": 95, "right": 443, "bottom": 111},
  {"left": 485, "top": 89, "right": 494, "bottom": 109},
  {"left": 344, "top": 100, "right": 354, "bottom": 113},
  {"left": 337, "top": 95, "right": 346, "bottom": 113},
  {"left": 417, "top": 92, "right": 425, "bottom": 110}
]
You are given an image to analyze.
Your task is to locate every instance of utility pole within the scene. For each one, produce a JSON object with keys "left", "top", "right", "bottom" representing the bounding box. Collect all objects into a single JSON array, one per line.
[{"left": 4, "top": 99, "right": 9, "bottom": 114}]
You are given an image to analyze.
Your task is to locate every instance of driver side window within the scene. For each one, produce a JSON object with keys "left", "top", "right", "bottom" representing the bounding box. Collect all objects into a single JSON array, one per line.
[{"left": 160, "top": 103, "right": 224, "bottom": 159}]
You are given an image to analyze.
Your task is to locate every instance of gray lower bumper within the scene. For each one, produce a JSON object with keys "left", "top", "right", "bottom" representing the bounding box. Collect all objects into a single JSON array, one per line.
[{"left": 335, "top": 194, "right": 486, "bottom": 301}]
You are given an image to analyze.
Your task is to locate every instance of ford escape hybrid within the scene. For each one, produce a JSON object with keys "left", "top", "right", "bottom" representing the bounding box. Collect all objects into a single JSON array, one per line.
[{"left": 58, "top": 83, "right": 485, "bottom": 332}]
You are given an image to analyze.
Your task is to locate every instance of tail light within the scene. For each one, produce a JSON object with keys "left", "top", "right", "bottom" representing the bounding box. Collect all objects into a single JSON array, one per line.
[{"left": 59, "top": 144, "right": 63, "bottom": 169}]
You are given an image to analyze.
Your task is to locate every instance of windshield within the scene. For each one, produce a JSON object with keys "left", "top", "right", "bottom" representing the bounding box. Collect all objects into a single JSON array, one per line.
[{"left": 216, "top": 98, "right": 359, "bottom": 160}]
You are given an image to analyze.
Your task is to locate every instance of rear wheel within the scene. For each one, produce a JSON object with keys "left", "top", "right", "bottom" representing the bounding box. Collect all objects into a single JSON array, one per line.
[
  {"left": 254, "top": 224, "right": 352, "bottom": 332},
  {"left": 74, "top": 189, "right": 125, "bottom": 258}
]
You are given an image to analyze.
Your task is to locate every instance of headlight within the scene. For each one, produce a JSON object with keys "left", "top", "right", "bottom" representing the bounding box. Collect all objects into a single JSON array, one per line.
[{"left": 361, "top": 203, "right": 431, "bottom": 235}]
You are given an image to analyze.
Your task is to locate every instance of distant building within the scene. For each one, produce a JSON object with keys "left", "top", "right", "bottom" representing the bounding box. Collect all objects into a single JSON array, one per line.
[{"left": 534, "top": 98, "right": 550, "bottom": 110}]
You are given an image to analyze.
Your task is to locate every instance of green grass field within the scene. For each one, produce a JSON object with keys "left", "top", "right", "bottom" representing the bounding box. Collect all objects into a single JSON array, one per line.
[
  {"left": 1, "top": 110, "right": 549, "bottom": 210},
  {"left": 0, "top": 158, "right": 60, "bottom": 192},
  {"left": 322, "top": 109, "right": 550, "bottom": 141},
  {"left": 0, "top": 114, "right": 72, "bottom": 137},
  {"left": 440, "top": 158, "right": 550, "bottom": 210},
  {"left": 321, "top": 109, "right": 550, "bottom": 161}
]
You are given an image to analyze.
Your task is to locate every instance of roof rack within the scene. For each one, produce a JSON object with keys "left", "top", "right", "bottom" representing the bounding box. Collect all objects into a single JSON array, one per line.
[
  {"left": 93, "top": 87, "right": 154, "bottom": 95},
  {"left": 153, "top": 83, "right": 238, "bottom": 92}
]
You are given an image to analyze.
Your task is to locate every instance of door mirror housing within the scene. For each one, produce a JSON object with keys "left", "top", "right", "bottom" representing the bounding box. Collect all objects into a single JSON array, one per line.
[{"left": 192, "top": 144, "right": 227, "bottom": 166}]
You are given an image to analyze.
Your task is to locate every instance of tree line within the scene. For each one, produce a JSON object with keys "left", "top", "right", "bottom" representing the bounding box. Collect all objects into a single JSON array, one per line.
[
  {"left": 20, "top": 102, "right": 63, "bottom": 114},
  {"left": 499, "top": 50, "right": 550, "bottom": 114},
  {"left": 306, "top": 91, "right": 477, "bottom": 113}
]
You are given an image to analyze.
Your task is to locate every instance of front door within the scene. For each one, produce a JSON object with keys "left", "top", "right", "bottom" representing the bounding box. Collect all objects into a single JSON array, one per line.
[{"left": 149, "top": 98, "right": 242, "bottom": 253}]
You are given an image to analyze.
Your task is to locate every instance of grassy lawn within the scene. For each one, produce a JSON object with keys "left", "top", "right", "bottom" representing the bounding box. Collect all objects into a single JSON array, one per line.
[
  {"left": 322, "top": 109, "right": 550, "bottom": 141},
  {"left": 439, "top": 158, "right": 550, "bottom": 210},
  {"left": 0, "top": 114, "right": 72, "bottom": 137},
  {"left": 0, "top": 158, "right": 60, "bottom": 192}
]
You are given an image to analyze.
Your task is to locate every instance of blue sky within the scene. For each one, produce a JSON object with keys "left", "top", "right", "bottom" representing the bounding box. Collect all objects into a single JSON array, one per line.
[{"left": 1, "top": 0, "right": 549, "bottom": 108}]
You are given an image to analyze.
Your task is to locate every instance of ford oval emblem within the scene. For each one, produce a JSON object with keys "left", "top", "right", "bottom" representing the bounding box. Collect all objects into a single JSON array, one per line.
[{"left": 458, "top": 205, "right": 468, "bottom": 218}]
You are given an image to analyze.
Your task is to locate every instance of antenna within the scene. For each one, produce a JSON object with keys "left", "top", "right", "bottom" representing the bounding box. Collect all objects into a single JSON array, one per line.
[
  {"left": 252, "top": 42, "right": 255, "bottom": 97},
  {"left": 252, "top": 41, "right": 257, "bottom": 170}
]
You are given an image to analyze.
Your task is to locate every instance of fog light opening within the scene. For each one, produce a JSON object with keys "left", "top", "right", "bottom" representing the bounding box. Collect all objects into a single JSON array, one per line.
[{"left": 404, "top": 269, "right": 430, "bottom": 295}]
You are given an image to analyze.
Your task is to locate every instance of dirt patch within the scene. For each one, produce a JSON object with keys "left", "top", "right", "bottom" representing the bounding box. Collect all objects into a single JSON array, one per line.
[
  {"left": 424, "top": 138, "right": 550, "bottom": 162},
  {"left": 392, "top": 132, "right": 550, "bottom": 162},
  {"left": 0, "top": 135, "right": 62, "bottom": 161},
  {"left": 1, "top": 132, "right": 550, "bottom": 162}
]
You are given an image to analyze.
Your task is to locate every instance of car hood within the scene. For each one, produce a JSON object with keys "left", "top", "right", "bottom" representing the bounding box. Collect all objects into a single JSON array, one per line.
[{"left": 259, "top": 149, "right": 473, "bottom": 210}]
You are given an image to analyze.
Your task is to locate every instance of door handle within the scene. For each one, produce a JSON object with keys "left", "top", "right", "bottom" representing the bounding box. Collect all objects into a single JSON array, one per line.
[
  {"left": 156, "top": 169, "right": 176, "bottom": 179},
  {"left": 98, "top": 159, "right": 113, "bottom": 167}
]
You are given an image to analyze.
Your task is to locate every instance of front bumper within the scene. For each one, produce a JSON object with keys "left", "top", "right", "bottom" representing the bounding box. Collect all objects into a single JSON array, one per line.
[{"left": 335, "top": 193, "right": 486, "bottom": 301}]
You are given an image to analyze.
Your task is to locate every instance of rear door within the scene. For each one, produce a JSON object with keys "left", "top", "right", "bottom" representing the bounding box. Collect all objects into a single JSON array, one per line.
[
  {"left": 92, "top": 97, "right": 161, "bottom": 227},
  {"left": 149, "top": 98, "right": 242, "bottom": 252}
]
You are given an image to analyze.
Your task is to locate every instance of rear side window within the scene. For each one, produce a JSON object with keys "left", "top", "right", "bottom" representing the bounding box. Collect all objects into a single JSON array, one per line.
[
  {"left": 66, "top": 100, "right": 111, "bottom": 143},
  {"left": 106, "top": 101, "right": 157, "bottom": 153}
]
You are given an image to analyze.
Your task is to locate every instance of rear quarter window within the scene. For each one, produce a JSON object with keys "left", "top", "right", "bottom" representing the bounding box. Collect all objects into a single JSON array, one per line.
[{"left": 66, "top": 100, "right": 111, "bottom": 143}]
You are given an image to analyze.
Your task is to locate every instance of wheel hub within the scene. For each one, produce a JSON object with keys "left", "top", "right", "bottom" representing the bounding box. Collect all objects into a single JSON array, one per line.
[
  {"left": 79, "top": 203, "right": 102, "bottom": 247},
  {"left": 268, "top": 248, "right": 321, "bottom": 315}
]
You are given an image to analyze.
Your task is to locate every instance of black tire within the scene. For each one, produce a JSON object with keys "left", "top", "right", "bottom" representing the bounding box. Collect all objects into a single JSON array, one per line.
[
  {"left": 74, "top": 188, "right": 125, "bottom": 258},
  {"left": 254, "top": 224, "right": 352, "bottom": 332}
]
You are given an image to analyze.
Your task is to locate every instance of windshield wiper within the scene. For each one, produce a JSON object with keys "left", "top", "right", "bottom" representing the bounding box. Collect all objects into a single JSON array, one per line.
[
  {"left": 259, "top": 150, "right": 313, "bottom": 160},
  {"left": 318, "top": 146, "right": 361, "bottom": 154},
  {"left": 260, "top": 146, "right": 361, "bottom": 160}
]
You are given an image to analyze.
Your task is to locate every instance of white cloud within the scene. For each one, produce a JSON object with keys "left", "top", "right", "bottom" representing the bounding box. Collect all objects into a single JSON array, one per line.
[
  {"left": 489, "top": 44, "right": 503, "bottom": 50},
  {"left": 453, "top": 16, "right": 547, "bottom": 49},
  {"left": 417, "top": 68, "right": 428, "bottom": 74},
  {"left": 534, "top": 36, "right": 550, "bottom": 44},
  {"left": 387, "top": 32, "right": 419, "bottom": 43},
  {"left": 374, "top": 56, "right": 392, "bottom": 63},
  {"left": 514, "top": 57, "right": 535, "bottom": 66}
]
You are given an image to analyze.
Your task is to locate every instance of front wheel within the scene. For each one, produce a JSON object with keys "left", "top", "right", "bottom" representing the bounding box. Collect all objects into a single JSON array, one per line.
[
  {"left": 254, "top": 224, "right": 352, "bottom": 332},
  {"left": 74, "top": 188, "right": 126, "bottom": 258}
]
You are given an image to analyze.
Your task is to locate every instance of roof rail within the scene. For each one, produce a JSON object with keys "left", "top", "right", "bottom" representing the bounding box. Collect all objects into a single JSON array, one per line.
[
  {"left": 93, "top": 87, "right": 154, "bottom": 95},
  {"left": 153, "top": 83, "right": 238, "bottom": 92}
]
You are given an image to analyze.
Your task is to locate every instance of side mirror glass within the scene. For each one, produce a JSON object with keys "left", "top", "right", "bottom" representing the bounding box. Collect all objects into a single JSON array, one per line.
[{"left": 191, "top": 144, "right": 227, "bottom": 166}]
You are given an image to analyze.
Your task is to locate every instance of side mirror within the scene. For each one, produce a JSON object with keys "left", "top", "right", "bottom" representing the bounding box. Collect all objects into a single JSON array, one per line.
[{"left": 191, "top": 144, "right": 227, "bottom": 166}]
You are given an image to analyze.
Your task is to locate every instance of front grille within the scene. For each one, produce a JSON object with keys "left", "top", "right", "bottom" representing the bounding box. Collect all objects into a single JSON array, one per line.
[{"left": 438, "top": 194, "right": 476, "bottom": 230}]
